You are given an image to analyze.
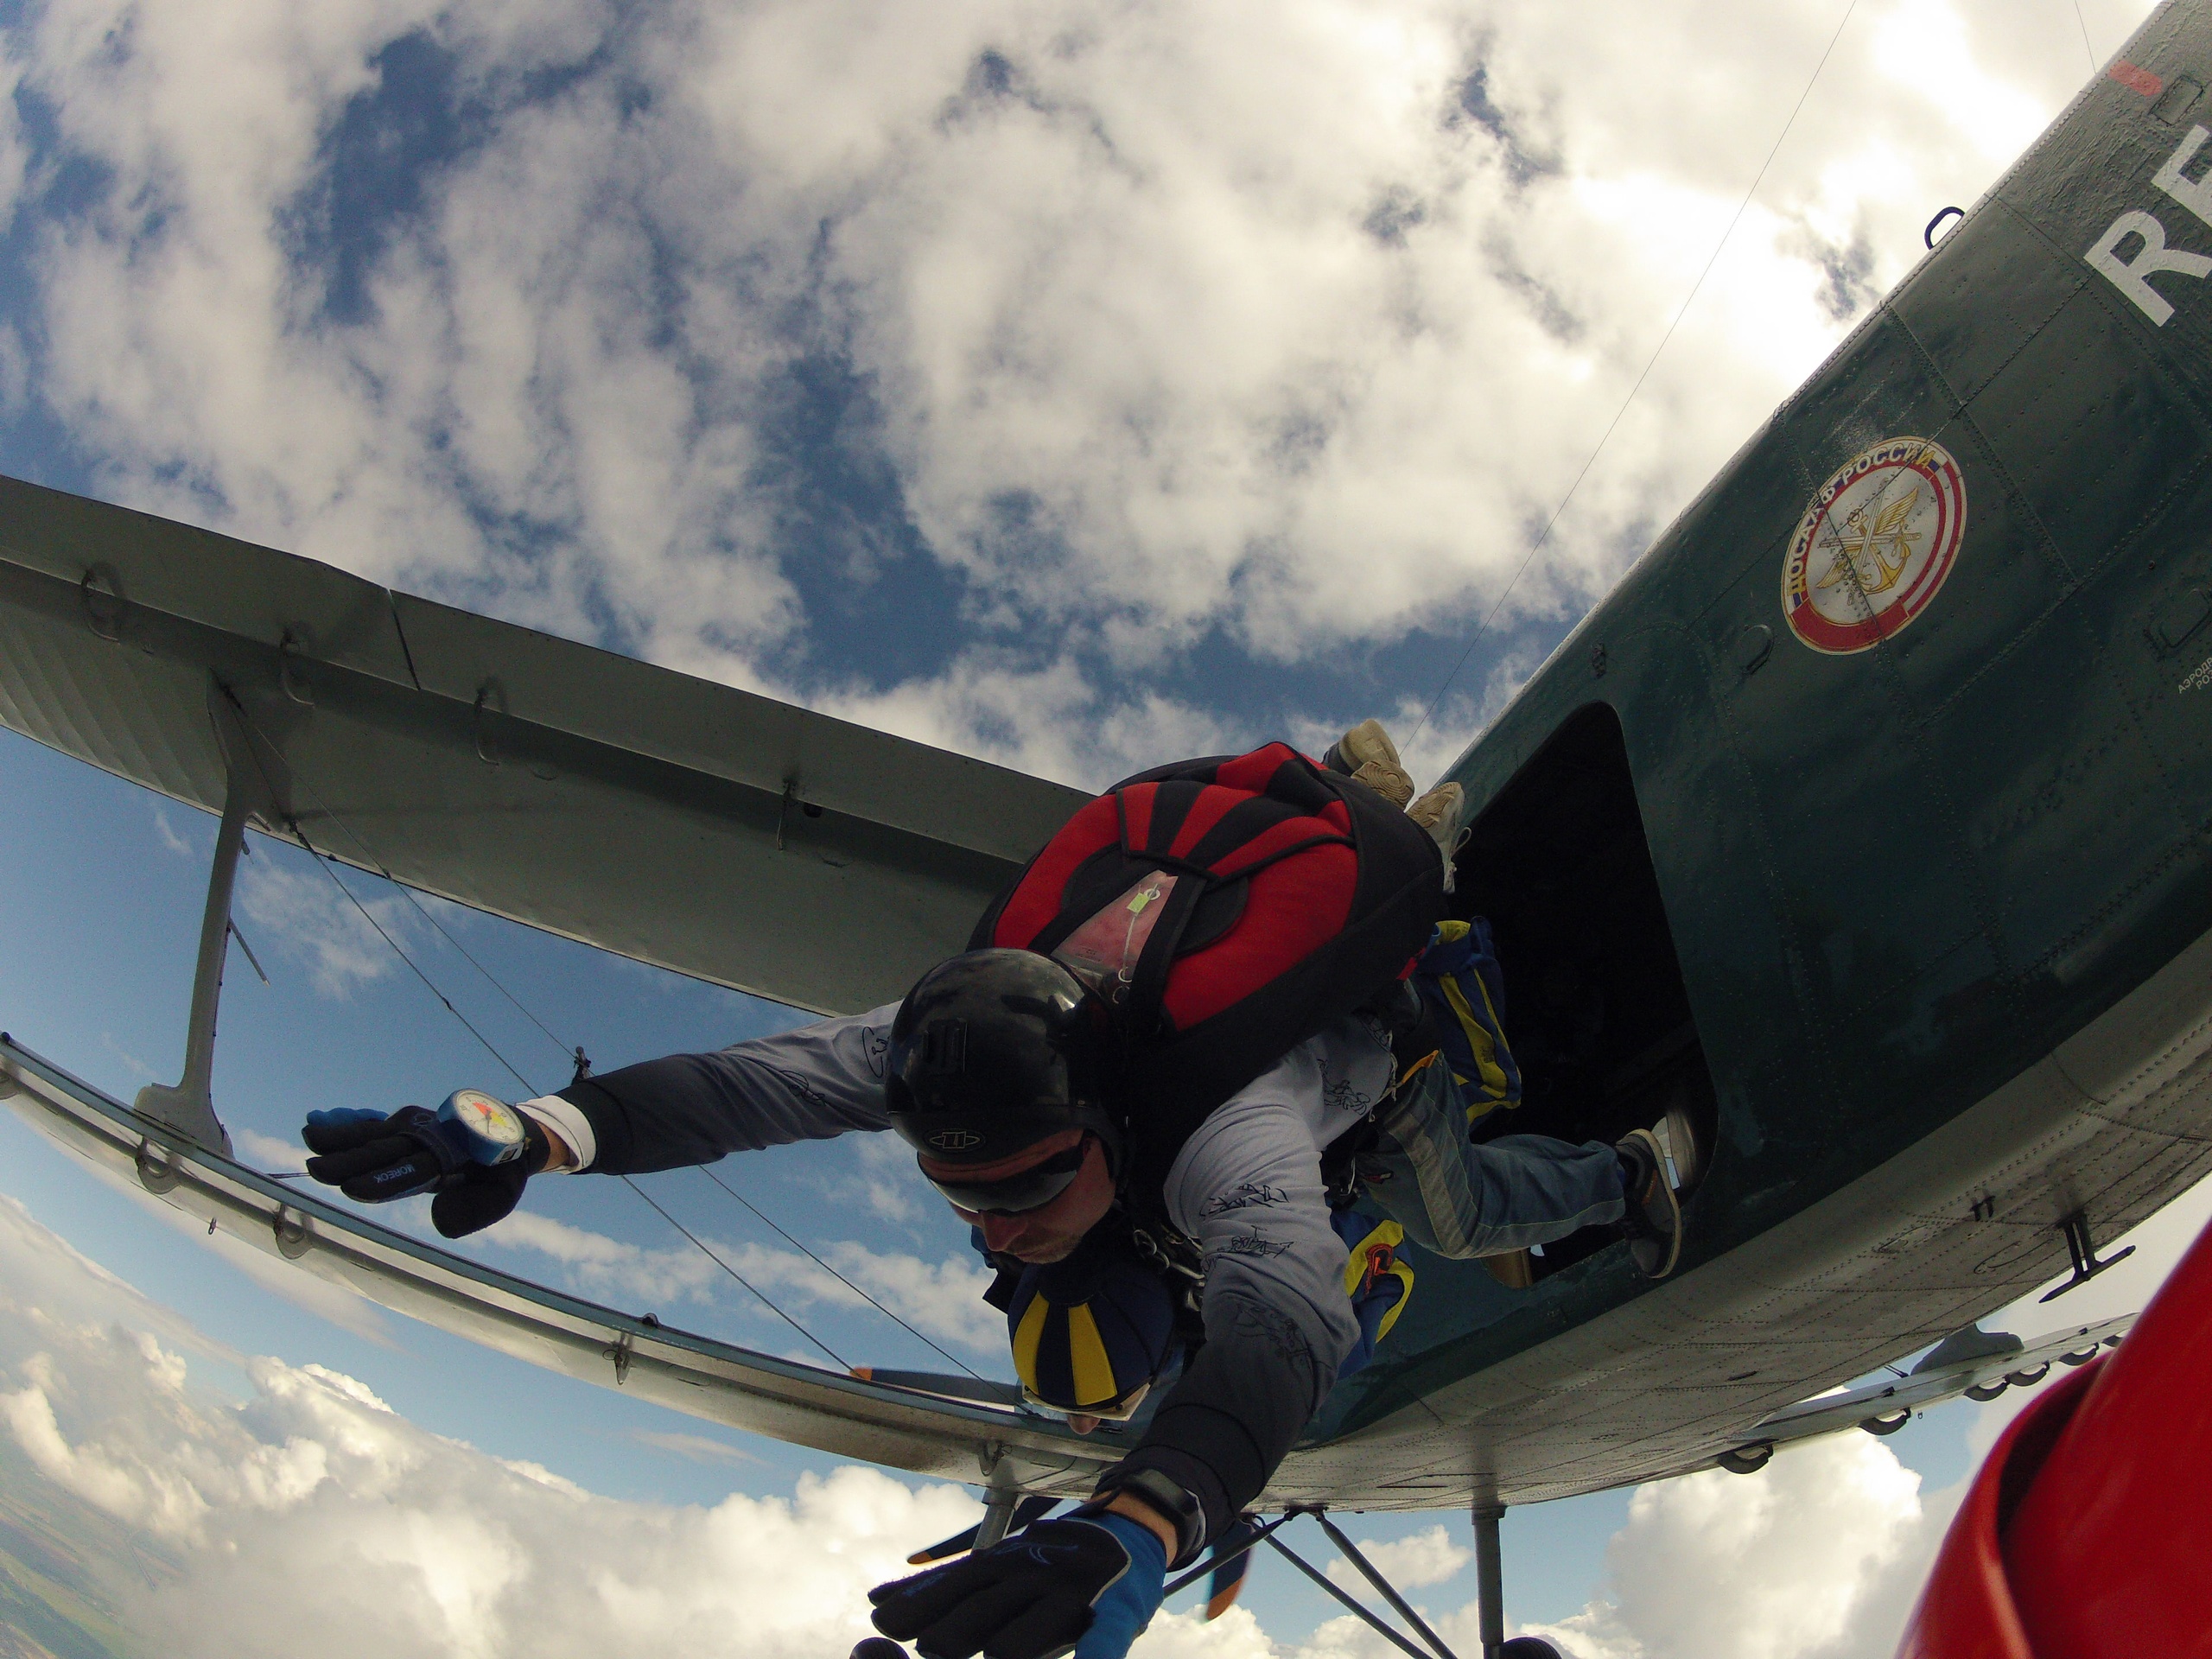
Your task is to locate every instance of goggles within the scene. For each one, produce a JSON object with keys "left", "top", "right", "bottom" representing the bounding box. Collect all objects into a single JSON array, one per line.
[
  {"left": 1024, "top": 1379, "right": 1151, "bottom": 1423},
  {"left": 925, "top": 1138, "right": 1094, "bottom": 1217}
]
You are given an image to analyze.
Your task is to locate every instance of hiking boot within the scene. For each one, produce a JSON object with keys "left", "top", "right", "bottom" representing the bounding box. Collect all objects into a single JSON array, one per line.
[
  {"left": 1407, "top": 781, "right": 1466, "bottom": 892},
  {"left": 1614, "top": 1127, "right": 1681, "bottom": 1279},
  {"left": 1324, "top": 718, "right": 1415, "bottom": 809}
]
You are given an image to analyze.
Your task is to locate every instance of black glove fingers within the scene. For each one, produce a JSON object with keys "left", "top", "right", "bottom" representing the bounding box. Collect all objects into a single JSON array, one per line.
[
  {"left": 431, "top": 1167, "right": 526, "bottom": 1238},
  {"left": 302, "top": 1141, "right": 422, "bottom": 1185},
  {"left": 871, "top": 1557, "right": 998, "bottom": 1630},
  {"left": 982, "top": 1595, "right": 1092, "bottom": 1659},
  {"left": 913, "top": 1576, "right": 1046, "bottom": 1659},
  {"left": 301, "top": 1118, "right": 383, "bottom": 1156},
  {"left": 336, "top": 1148, "right": 442, "bottom": 1203}
]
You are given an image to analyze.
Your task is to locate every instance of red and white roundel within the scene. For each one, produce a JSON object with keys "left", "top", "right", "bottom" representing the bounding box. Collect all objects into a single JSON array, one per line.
[{"left": 1782, "top": 437, "right": 1967, "bottom": 654}]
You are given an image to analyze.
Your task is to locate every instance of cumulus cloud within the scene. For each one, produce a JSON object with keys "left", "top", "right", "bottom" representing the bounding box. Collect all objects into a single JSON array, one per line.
[
  {"left": 623, "top": 1427, "right": 761, "bottom": 1465},
  {"left": 841, "top": 1125, "right": 929, "bottom": 1225},
  {"left": 237, "top": 855, "right": 413, "bottom": 998},
  {"left": 825, "top": 1236, "right": 1003, "bottom": 1353},
  {"left": 151, "top": 804, "right": 199, "bottom": 859},
  {"left": 0, "top": 37, "right": 25, "bottom": 232},
  {"left": 1529, "top": 1435, "right": 1942, "bottom": 1659},
  {"left": 0, "top": 1192, "right": 982, "bottom": 1659},
  {"left": 475, "top": 1203, "right": 1004, "bottom": 1354},
  {"left": 7, "top": 1175, "right": 2212, "bottom": 1659},
  {"left": 1325, "top": 1524, "right": 1469, "bottom": 1593},
  {"left": 1112, "top": 1434, "right": 1949, "bottom": 1659},
  {"left": 3, "top": 0, "right": 2153, "bottom": 782},
  {"left": 232, "top": 1126, "right": 310, "bottom": 1171},
  {"left": 99, "top": 1030, "right": 157, "bottom": 1080}
]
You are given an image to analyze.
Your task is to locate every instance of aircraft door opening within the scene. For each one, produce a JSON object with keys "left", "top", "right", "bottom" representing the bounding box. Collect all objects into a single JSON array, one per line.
[{"left": 1452, "top": 702, "right": 1719, "bottom": 1280}]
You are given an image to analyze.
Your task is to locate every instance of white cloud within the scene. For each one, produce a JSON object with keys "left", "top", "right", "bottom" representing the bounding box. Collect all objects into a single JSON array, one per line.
[
  {"left": 0, "top": 38, "right": 24, "bottom": 233},
  {"left": 3, "top": 0, "right": 2157, "bottom": 782},
  {"left": 477, "top": 1204, "right": 1005, "bottom": 1353},
  {"left": 623, "top": 1427, "right": 762, "bottom": 1465},
  {"left": 0, "top": 1122, "right": 392, "bottom": 1350},
  {"left": 1325, "top": 1524, "right": 1469, "bottom": 1593},
  {"left": 0, "top": 321, "right": 26, "bottom": 420},
  {"left": 825, "top": 1237, "right": 1003, "bottom": 1353},
  {"left": 100, "top": 1030, "right": 157, "bottom": 1079},
  {"left": 842, "top": 1125, "right": 928, "bottom": 1224},
  {"left": 0, "top": 1192, "right": 220, "bottom": 1364},
  {"left": 0, "top": 1192, "right": 982, "bottom": 1658},
  {"left": 1109, "top": 1433, "right": 1945, "bottom": 1659},
  {"left": 236, "top": 855, "right": 410, "bottom": 998},
  {"left": 10, "top": 1149, "right": 2212, "bottom": 1659},
  {"left": 1531, "top": 1434, "right": 1936, "bottom": 1659},
  {"left": 478, "top": 1207, "right": 728, "bottom": 1306},
  {"left": 151, "top": 804, "right": 198, "bottom": 858},
  {"left": 232, "top": 1127, "right": 309, "bottom": 1171}
]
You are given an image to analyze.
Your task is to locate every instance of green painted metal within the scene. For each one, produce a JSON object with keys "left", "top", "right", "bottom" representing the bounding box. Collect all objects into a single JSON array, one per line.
[{"left": 1316, "top": 0, "right": 2212, "bottom": 1439}]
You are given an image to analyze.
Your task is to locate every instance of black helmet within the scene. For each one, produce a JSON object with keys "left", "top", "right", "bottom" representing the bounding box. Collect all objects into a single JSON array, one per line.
[{"left": 886, "top": 950, "right": 1124, "bottom": 1194}]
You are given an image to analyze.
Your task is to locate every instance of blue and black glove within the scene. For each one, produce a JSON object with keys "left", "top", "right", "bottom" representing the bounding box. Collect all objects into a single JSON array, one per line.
[
  {"left": 302, "top": 1095, "right": 547, "bottom": 1239},
  {"left": 868, "top": 1510, "right": 1166, "bottom": 1659}
]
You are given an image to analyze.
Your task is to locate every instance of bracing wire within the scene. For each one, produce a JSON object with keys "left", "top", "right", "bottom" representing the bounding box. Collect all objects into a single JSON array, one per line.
[
  {"left": 698, "top": 1165, "right": 986, "bottom": 1381},
  {"left": 2071, "top": 0, "right": 2098, "bottom": 73},
  {"left": 288, "top": 818, "right": 854, "bottom": 1367},
  {"left": 222, "top": 695, "right": 916, "bottom": 1375},
  {"left": 292, "top": 824, "right": 543, "bottom": 1100},
  {"left": 234, "top": 741, "right": 578, "bottom": 1073},
  {"left": 621, "top": 1177, "right": 849, "bottom": 1369},
  {"left": 384, "top": 884, "right": 575, "bottom": 1070},
  {"left": 1405, "top": 0, "right": 1861, "bottom": 752}
]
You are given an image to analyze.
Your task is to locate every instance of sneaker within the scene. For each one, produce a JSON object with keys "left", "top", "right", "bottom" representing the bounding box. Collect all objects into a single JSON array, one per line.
[
  {"left": 1407, "top": 782, "right": 1466, "bottom": 892},
  {"left": 1656, "top": 1104, "right": 1703, "bottom": 1193},
  {"left": 1323, "top": 719, "right": 1414, "bottom": 809},
  {"left": 1405, "top": 781, "right": 1464, "bottom": 847},
  {"left": 1614, "top": 1127, "right": 1681, "bottom": 1279}
]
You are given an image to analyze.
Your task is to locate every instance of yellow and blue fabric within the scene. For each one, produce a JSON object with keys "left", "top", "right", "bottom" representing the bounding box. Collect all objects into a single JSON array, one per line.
[
  {"left": 1331, "top": 1210, "right": 1414, "bottom": 1378},
  {"left": 1006, "top": 1249, "right": 1179, "bottom": 1416},
  {"left": 1414, "top": 918, "right": 1522, "bottom": 1126}
]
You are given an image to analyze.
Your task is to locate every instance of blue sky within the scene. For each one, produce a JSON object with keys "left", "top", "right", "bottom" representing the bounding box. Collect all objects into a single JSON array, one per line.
[{"left": 0, "top": 1, "right": 2197, "bottom": 1656}]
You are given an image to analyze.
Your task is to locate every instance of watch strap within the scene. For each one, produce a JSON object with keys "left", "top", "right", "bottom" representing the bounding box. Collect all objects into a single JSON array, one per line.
[{"left": 1085, "top": 1466, "right": 1205, "bottom": 1568}]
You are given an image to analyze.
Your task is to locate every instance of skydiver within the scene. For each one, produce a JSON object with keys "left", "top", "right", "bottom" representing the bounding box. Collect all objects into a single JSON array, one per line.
[{"left": 298, "top": 720, "right": 1685, "bottom": 1659}]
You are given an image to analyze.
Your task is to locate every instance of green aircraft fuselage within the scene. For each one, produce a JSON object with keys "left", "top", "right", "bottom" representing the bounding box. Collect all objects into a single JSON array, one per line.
[{"left": 1319, "top": 0, "right": 2212, "bottom": 1446}]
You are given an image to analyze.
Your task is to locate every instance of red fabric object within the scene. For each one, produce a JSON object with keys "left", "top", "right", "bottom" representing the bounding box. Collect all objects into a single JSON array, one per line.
[
  {"left": 979, "top": 743, "right": 1417, "bottom": 1041},
  {"left": 1164, "top": 843, "right": 1356, "bottom": 1029},
  {"left": 1897, "top": 1210, "right": 2212, "bottom": 1658},
  {"left": 1896, "top": 1360, "right": 2099, "bottom": 1659},
  {"left": 2004, "top": 1213, "right": 2212, "bottom": 1659},
  {"left": 969, "top": 741, "right": 1445, "bottom": 1185},
  {"left": 990, "top": 794, "right": 1122, "bottom": 953}
]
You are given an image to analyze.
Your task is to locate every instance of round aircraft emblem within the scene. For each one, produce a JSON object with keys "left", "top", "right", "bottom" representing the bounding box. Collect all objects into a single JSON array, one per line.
[{"left": 1782, "top": 436, "right": 1967, "bottom": 654}]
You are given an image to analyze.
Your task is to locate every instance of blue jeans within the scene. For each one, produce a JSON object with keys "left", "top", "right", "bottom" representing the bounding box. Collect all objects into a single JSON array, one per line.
[{"left": 1354, "top": 1058, "right": 1624, "bottom": 1258}]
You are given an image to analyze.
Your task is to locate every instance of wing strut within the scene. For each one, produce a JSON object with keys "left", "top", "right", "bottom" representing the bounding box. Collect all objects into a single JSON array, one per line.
[{"left": 132, "top": 681, "right": 263, "bottom": 1155}]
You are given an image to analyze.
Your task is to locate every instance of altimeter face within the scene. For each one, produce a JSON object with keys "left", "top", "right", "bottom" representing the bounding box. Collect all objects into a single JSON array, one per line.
[{"left": 448, "top": 1088, "right": 525, "bottom": 1147}]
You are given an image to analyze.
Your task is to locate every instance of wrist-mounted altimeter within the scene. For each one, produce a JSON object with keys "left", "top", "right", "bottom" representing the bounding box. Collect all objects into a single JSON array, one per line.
[{"left": 436, "top": 1088, "right": 533, "bottom": 1166}]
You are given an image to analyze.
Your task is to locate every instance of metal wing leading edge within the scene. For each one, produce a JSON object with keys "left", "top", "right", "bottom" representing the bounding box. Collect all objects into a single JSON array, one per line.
[{"left": 0, "top": 1034, "right": 1116, "bottom": 1496}]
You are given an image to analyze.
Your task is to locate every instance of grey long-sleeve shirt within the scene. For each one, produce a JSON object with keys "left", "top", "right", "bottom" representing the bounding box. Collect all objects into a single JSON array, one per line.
[{"left": 536, "top": 1006, "right": 1392, "bottom": 1543}]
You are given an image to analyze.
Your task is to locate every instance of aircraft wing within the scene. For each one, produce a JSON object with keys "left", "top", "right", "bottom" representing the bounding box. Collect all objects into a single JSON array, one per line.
[
  {"left": 1, "top": 1033, "right": 1121, "bottom": 1497},
  {"left": 0, "top": 474, "right": 1090, "bottom": 1016},
  {"left": 1706, "top": 1312, "right": 2134, "bottom": 1473}
]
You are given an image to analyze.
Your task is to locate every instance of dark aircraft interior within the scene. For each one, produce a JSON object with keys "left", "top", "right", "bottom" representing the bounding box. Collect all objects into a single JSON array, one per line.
[{"left": 1453, "top": 702, "right": 1720, "bottom": 1280}]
